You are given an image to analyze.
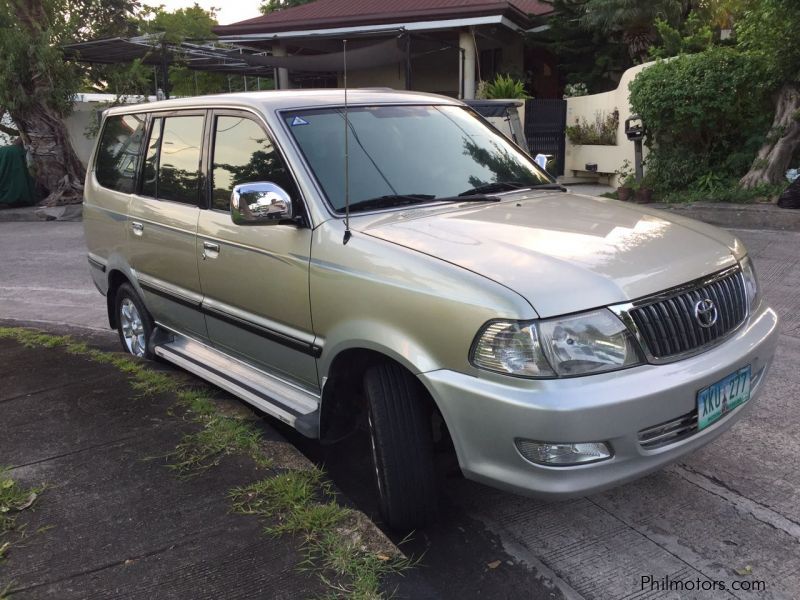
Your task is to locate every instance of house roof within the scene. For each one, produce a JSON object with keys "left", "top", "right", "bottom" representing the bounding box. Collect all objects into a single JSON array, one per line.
[{"left": 213, "top": 0, "right": 553, "bottom": 37}]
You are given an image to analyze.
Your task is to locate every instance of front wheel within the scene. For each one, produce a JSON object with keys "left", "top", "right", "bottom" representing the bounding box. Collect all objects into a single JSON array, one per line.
[
  {"left": 363, "top": 361, "right": 438, "bottom": 531},
  {"left": 115, "top": 283, "right": 154, "bottom": 359}
]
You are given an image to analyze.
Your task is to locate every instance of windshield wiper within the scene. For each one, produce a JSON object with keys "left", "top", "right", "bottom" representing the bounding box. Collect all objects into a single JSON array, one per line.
[
  {"left": 346, "top": 192, "right": 500, "bottom": 212},
  {"left": 459, "top": 181, "right": 529, "bottom": 196},
  {"left": 528, "top": 183, "right": 568, "bottom": 191},
  {"left": 458, "top": 181, "right": 567, "bottom": 197},
  {"left": 347, "top": 194, "right": 436, "bottom": 211}
]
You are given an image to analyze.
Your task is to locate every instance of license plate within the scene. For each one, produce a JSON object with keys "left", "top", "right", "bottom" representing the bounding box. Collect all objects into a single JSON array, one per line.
[{"left": 697, "top": 366, "right": 751, "bottom": 430}]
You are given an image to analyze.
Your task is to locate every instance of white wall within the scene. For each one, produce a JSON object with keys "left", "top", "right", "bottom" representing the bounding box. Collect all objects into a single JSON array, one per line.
[
  {"left": 65, "top": 103, "right": 99, "bottom": 166},
  {"left": 564, "top": 62, "right": 652, "bottom": 187}
]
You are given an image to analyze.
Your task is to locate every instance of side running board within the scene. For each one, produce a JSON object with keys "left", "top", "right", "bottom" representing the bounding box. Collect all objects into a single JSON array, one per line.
[{"left": 153, "top": 333, "right": 320, "bottom": 438}]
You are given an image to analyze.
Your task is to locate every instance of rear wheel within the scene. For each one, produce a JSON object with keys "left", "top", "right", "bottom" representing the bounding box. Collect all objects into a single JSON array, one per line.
[
  {"left": 363, "top": 361, "right": 438, "bottom": 531},
  {"left": 115, "top": 283, "right": 154, "bottom": 359}
]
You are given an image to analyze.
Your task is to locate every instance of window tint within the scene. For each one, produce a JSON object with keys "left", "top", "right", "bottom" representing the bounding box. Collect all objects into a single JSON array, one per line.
[
  {"left": 157, "top": 116, "right": 204, "bottom": 204},
  {"left": 141, "top": 118, "right": 162, "bottom": 198},
  {"left": 211, "top": 115, "right": 297, "bottom": 212},
  {"left": 95, "top": 114, "right": 146, "bottom": 193}
]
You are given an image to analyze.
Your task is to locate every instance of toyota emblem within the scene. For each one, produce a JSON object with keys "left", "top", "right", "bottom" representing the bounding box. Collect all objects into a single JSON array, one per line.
[{"left": 694, "top": 298, "right": 718, "bottom": 328}]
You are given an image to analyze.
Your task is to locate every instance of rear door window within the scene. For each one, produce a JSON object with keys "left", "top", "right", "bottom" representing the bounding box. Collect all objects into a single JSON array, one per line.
[
  {"left": 95, "top": 114, "right": 146, "bottom": 193},
  {"left": 140, "top": 114, "right": 204, "bottom": 205}
]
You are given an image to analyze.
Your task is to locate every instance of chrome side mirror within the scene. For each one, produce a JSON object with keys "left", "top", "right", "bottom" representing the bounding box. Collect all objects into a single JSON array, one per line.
[{"left": 231, "top": 182, "right": 293, "bottom": 226}]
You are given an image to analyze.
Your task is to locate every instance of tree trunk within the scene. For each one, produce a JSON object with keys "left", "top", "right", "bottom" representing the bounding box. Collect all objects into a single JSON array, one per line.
[
  {"left": 740, "top": 84, "right": 800, "bottom": 189},
  {"left": 6, "top": 0, "right": 86, "bottom": 206},
  {"left": 11, "top": 104, "right": 86, "bottom": 206}
]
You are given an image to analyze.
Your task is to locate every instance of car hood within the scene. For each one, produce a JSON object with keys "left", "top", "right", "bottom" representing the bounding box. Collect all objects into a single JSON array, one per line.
[{"left": 354, "top": 192, "right": 743, "bottom": 318}]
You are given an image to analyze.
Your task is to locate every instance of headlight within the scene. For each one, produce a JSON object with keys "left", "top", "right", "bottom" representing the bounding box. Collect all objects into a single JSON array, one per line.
[
  {"left": 471, "top": 309, "right": 643, "bottom": 378},
  {"left": 740, "top": 256, "right": 759, "bottom": 309}
]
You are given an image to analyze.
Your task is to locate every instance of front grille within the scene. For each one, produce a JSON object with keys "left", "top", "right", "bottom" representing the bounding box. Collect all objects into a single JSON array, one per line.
[
  {"left": 638, "top": 410, "right": 698, "bottom": 449},
  {"left": 629, "top": 269, "right": 747, "bottom": 360}
]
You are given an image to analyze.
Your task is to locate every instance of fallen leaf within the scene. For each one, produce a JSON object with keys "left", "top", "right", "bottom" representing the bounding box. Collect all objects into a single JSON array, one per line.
[
  {"left": 0, "top": 542, "right": 10, "bottom": 559},
  {"left": 377, "top": 553, "right": 391, "bottom": 562},
  {"left": 12, "top": 492, "right": 37, "bottom": 512},
  {"left": 487, "top": 560, "right": 501, "bottom": 569},
  {"left": 735, "top": 565, "right": 753, "bottom": 576}
]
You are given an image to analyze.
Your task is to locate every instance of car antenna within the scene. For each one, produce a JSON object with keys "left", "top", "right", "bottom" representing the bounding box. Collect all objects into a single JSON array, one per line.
[{"left": 342, "top": 39, "right": 352, "bottom": 245}]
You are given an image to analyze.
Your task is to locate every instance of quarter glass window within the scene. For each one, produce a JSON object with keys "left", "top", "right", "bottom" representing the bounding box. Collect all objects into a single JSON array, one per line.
[{"left": 95, "top": 114, "right": 146, "bottom": 193}]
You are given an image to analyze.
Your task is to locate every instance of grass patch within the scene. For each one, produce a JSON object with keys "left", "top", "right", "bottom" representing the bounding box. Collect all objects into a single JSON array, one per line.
[
  {"left": 660, "top": 182, "right": 786, "bottom": 204},
  {"left": 0, "top": 467, "right": 42, "bottom": 567},
  {"left": 1, "top": 326, "right": 412, "bottom": 597},
  {"left": 168, "top": 416, "right": 270, "bottom": 474},
  {"left": 0, "top": 582, "right": 13, "bottom": 600},
  {"left": 0, "top": 468, "right": 40, "bottom": 535},
  {"left": 231, "top": 469, "right": 415, "bottom": 599}
]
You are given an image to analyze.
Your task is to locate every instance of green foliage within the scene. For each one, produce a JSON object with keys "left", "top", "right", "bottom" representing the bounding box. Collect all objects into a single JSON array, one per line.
[
  {"left": 629, "top": 46, "right": 772, "bottom": 192},
  {"left": 660, "top": 181, "right": 786, "bottom": 203},
  {"left": 566, "top": 109, "right": 619, "bottom": 145},
  {"left": 231, "top": 469, "right": 417, "bottom": 599},
  {"left": 139, "top": 3, "right": 218, "bottom": 43},
  {"left": 260, "top": 0, "right": 315, "bottom": 14},
  {"left": 615, "top": 158, "right": 636, "bottom": 186},
  {"left": 579, "top": 0, "right": 685, "bottom": 61},
  {"left": 482, "top": 74, "right": 530, "bottom": 99},
  {"left": 737, "top": 0, "right": 800, "bottom": 86},
  {"left": 650, "top": 14, "right": 714, "bottom": 59},
  {"left": 0, "top": 3, "right": 76, "bottom": 117},
  {"left": 529, "top": 0, "right": 632, "bottom": 93},
  {"left": 0, "top": 467, "right": 41, "bottom": 535}
]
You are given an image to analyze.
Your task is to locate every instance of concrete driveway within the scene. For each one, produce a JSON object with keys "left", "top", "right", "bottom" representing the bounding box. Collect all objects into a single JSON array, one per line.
[{"left": 1, "top": 221, "right": 799, "bottom": 599}]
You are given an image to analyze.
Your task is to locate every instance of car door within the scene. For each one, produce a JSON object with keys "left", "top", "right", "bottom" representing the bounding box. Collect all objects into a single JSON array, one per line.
[
  {"left": 128, "top": 111, "right": 208, "bottom": 341},
  {"left": 196, "top": 109, "right": 317, "bottom": 391}
]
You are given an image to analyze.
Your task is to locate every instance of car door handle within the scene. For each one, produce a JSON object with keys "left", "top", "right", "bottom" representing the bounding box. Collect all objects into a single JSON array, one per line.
[
  {"left": 131, "top": 221, "right": 144, "bottom": 236},
  {"left": 202, "top": 241, "right": 220, "bottom": 260}
]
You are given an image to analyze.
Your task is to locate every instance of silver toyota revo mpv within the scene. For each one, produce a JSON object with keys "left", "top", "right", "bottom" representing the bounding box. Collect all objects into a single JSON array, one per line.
[{"left": 84, "top": 90, "right": 779, "bottom": 530}]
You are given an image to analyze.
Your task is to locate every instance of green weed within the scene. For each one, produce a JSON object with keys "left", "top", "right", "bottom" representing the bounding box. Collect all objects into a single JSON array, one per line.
[
  {"left": 0, "top": 468, "right": 40, "bottom": 535},
  {"left": 231, "top": 469, "right": 414, "bottom": 599},
  {"left": 168, "top": 416, "right": 268, "bottom": 474}
]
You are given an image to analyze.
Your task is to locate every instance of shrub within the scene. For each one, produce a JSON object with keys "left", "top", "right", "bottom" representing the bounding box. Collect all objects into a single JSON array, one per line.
[
  {"left": 563, "top": 82, "right": 588, "bottom": 98},
  {"left": 629, "top": 47, "right": 772, "bottom": 193},
  {"left": 566, "top": 109, "right": 619, "bottom": 145},
  {"left": 482, "top": 74, "right": 530, "bottom": 99}
]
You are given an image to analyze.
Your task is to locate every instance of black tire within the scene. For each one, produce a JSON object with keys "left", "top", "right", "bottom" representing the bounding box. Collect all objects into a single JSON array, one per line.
[
  {"left": 115, "top": 283, "right": 155, "bottom": 359},
  {"left": 363, "top": 361, "right": 438, "bottom": 531}
]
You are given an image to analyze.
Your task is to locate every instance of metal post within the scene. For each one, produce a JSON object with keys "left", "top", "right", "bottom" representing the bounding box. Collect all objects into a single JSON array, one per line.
[
  {"left": 405, "top": 34, "right": 412, "bottom": 91},
  {"left": 634, "top": 140, "right": 644, "bottom": 182},
  {"left": 160, "top": 42, "right": 170, "bottom": 99}
]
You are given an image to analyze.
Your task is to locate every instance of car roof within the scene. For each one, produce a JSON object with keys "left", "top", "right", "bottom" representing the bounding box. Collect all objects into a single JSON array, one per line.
[{"left": 104, "top": 89, "right": 463, "bottom": 116}]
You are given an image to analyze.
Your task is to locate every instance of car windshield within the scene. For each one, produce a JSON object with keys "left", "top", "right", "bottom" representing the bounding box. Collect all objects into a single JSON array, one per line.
[{"left": 282, "top": 105, "right": 554, "bottom": 213}]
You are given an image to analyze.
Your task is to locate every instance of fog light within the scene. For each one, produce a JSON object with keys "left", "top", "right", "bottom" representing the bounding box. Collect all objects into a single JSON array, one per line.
[{"left": 515, "top": 439, "right": 612, "bottom": 466}]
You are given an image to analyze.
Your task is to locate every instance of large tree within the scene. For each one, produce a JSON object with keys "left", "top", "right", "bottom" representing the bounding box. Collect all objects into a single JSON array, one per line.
[
  {"left": 0, "top": 0, "right": 139, "bottom": 205},
  {"left": 737, "top": 0, "right": 800, "bottom": 188},
  {"left": 580, "top": 0, "right": 686, "bottom": 63},
  {"left": 529, "top": 0, "right": 632, "bottom": 93},
  {"left": 260, "top": 0, "right": 315, "bottom": 15}
]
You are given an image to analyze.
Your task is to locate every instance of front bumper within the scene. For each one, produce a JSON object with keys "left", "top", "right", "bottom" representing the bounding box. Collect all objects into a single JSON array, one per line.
[{"left": 420, "top": 303, "right": 779, "bottom": 499}]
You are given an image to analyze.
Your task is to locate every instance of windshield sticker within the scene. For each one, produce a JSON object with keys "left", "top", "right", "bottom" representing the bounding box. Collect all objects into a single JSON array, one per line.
[{"left": 291, "top": 116, "right": 309, "bottom": 126}]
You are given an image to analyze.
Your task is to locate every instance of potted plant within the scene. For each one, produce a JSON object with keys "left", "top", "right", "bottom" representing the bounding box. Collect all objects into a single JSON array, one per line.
[
  {"left": 615, "top": 160, "right": 635, "bottom": 201},
  {"left": 635, "top": 173, "right": 654, "bottom": 204}
]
